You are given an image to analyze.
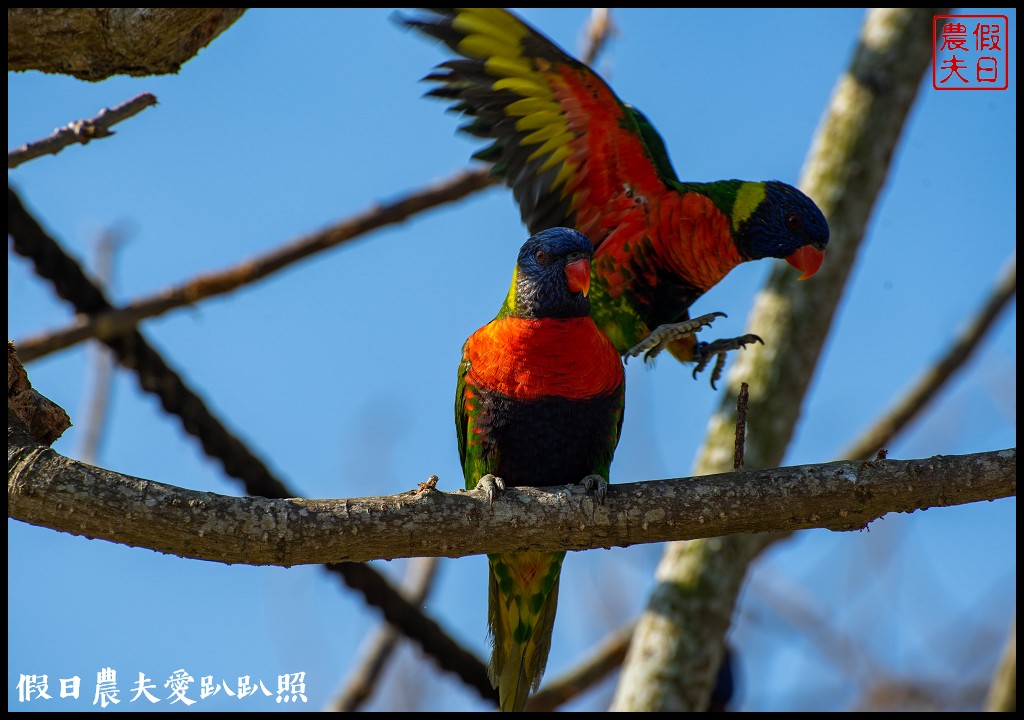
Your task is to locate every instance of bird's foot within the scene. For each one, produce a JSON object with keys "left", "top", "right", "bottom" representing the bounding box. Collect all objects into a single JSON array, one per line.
[
  {"left": 625, "top": 311, "right": 726, "bottom": 365},
  {"left": 692, "top": 334, "right": 764, "bottom": 390},
  {"left": 474, "top": 473, "right": 506, "bottom": 505},
  {"left": 580, "top": 474, "right": 608, "bottom": 505}
]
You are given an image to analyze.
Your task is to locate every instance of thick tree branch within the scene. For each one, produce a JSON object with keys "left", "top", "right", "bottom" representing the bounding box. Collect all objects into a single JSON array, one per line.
[
  {"left": 7, "top": 8, "right": 245, "bottom": 81},
  {"left": 14, "top": 168, "right": 498, "bottom": 363},
  {"left": 8, "top": 93, "right": 158, "bottom": 169},
  {"left": 8, "top": 410, "right": 1015, "bottom": 566}
]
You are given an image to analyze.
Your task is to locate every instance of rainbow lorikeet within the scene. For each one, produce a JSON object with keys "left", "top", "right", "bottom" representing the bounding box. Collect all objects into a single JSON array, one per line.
[
  {"left": 456, "top": 227, "right": 625, "bottom": 711},
  {"left": 406, "top": 8, "right": 829, "bottom": 382}
]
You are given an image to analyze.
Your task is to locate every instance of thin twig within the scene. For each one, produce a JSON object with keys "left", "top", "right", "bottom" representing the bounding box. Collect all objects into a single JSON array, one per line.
[
  {"left": 6, "top": 186, "right": 498, "bottom": 704},
  {"left": 734, "top": 382, "right": 749, "bottom": 470},
  {"left": 580, "top": 9, "right": 615, "bottom": 67},
  {"left": 14, "top": 167, "right": 499, "bottom": 362},
  {"left": 77, "top": 228, "right": 128, "bottom": 465},
  {"left": 842, "top": 258, "right": 1016, "bottom": 461},
  {"left": 8, "top": 93, "right": 157, "bottom": 169},
  {"left": 329, "top": 557, "right": 441, "bottom": 712}
]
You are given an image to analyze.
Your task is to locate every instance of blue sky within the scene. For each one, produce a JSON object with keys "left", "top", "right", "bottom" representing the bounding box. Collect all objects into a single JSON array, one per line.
[{"left": 8, "top": 8, "right": 1015, "bottom": 712}]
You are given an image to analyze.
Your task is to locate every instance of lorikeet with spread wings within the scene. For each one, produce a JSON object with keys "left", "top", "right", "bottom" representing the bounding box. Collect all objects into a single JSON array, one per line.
[
  {"left": 457, "top": 227, "right": 625, "bottom": 711},
  {"left": 406, "top": 8, "right": 829, "bottom": 382}
]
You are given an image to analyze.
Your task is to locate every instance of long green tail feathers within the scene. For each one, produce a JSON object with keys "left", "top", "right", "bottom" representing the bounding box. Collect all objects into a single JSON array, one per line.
[{"left": 488, "top": 552, "right": 564, "bottom": 711}]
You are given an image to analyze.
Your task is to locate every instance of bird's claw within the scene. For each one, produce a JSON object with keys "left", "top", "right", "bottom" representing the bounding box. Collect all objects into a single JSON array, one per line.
[
  {"left": 581, "top": 474, "right": 608, "bottom": 505},
  {"left": 475, "top": 473, "right": 506, "bottom": 505},
  {"left": 624, "top": 311, "right": 727, "bottom": 364},
  {"left": 691, "top": 334, "right": 764, "bottom": 390}
]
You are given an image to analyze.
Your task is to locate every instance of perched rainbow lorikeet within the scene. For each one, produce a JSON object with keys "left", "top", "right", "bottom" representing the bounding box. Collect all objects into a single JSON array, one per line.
[
  {"left": 456, "top": 227, "right": 625, "bottom": 711},
  {"left": 406, "top": 8, "right": 829, "bottom": 383}
]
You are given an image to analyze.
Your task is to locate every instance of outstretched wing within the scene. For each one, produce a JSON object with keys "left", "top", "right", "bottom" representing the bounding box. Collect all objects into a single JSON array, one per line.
[{"left": 406, "top": 8, "right": 678, "bottom": 246}]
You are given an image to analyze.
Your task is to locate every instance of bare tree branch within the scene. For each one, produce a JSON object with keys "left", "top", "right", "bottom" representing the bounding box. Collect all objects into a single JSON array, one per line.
[
  {"left": 13, "top": 168, "right": 499, "bottom": 362},
  {"left": 8, "top": 93, "right": 157, "bottom": 169},
  {"left": 77, "top": 228, "right": 128, "bottom": 465},
  {"left": 8, "top": 9, "right": 245, "bottom": 81},
  {"left": 842, "top": 258, "right": 1016, "bottom": 461},
  {"left": 612, "top": 8, "right": 951, "bottom": 712},
  {"left": 8, "top": 405, "right": 1015, "bottom": 566},
  {"left": 580, "top": 8, "right": 615, "bottom": 67}
]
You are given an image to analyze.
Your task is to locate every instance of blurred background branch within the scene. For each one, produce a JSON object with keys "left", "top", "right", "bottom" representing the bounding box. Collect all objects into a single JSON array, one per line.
[
  {"left": 13, "top": 169, "right": 498, "bottom": 363},
  {"left": 76, "top": 226, "right": 129, "bottom": 464}
]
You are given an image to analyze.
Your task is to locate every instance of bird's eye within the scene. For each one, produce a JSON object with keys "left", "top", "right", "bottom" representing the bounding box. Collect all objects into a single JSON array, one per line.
[
  {"left": 534, "top": 249, "right": 547, "bottom": 263},
  {"left": 785, "top": 213, "right": 802, "bottom": 230}
]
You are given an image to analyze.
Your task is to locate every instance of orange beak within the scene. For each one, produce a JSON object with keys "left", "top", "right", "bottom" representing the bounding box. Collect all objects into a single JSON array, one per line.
[
  {"left": 565, "top": 257, "right": 591, "bottom": 296},
  {"left": 786, "top": 245, "right": 825, "bottom": 281}
]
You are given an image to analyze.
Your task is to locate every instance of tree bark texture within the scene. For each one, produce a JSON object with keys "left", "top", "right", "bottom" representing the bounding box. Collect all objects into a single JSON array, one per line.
[{"left": 8, "top": 8, "right": 245, "bottom": 81}]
